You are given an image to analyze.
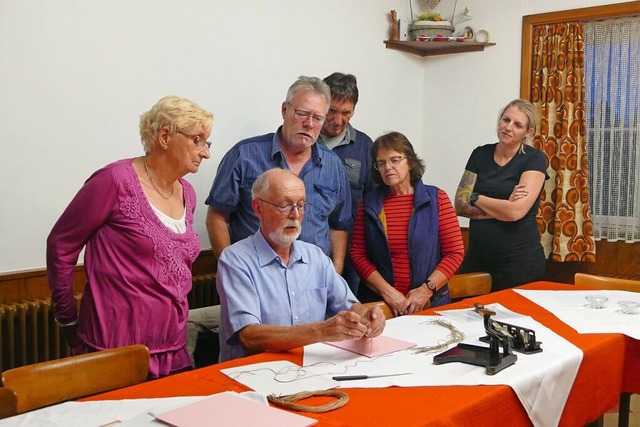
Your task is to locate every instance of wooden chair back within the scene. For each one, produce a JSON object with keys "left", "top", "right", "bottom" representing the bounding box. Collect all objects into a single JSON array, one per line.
[
  {"left": 574, "top": 273, "right": 640, "bottom": 293},
  {"left": 1, "top": 344, "right": 149, "bottom": 414},
  {"left": 362, "top": 301, "right": 394, "bottom": 319},
  {"left": 448, "top": 272, "right": 492, "bottom": 301},
  {"left": 0, "top": 387, "right": 17, "bottom": 420}
]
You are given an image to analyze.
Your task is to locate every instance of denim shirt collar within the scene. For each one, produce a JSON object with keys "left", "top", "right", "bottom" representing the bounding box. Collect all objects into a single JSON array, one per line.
[{"left": 271, "top": 126, "right": 323, "bottom": 167}]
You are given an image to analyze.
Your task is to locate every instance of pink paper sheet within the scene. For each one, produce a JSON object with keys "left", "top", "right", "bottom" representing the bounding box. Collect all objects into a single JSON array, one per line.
[
  {"left": 153, "top": 392, "right": 318, "bottom": 427},
  {"left": 324, "top": 335, "right": 416, "bottom": 358}
]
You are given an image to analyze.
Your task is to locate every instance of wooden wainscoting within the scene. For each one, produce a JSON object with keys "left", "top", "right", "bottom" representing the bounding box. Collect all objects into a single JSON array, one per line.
[
  {"left": 0, "top": 267, "right": 85, "bottom": 306},
  {"left": 459, "top": 228, "right": 640, "bottom": 284},
  {"left": 1, "top": 236, "right": 639, "bottom": 304},
  {"left": 0, "top": 250, "right": 217, "bottom": 306}
]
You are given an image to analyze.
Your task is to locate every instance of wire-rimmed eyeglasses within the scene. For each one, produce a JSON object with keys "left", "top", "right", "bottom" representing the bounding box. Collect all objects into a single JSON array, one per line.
[
  {"left": 286, "top": 102, "right": 326, "bottom": 125},
  {"left": 178, "top": 131, "right": 212, "bottom": 151},
  {"left": 374, "top": 155, "right": 407, "bottom": 170},
  {"left": 258, "top": 198, "right": 308, "bottom": 216}
]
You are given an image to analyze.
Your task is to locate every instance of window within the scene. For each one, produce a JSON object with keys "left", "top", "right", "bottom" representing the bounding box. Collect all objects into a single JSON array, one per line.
[{"left": 584, "top": 16, "right": 640, "bottom": 242}]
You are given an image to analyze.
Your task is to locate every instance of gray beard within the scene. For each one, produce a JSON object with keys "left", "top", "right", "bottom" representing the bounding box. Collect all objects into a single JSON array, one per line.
[{"left": 269, "top": 222, "right": 301, "bottom": 246}]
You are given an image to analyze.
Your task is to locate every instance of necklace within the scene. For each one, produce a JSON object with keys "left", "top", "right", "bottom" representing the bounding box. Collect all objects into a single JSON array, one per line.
[{"left": 142, "top": 156, "right": 174, "bottom": 200}]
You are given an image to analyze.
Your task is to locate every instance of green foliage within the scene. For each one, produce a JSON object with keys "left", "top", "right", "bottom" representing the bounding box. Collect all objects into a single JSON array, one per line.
[{"left": 416, "top": 12, "right": 443, "bottom": 22}]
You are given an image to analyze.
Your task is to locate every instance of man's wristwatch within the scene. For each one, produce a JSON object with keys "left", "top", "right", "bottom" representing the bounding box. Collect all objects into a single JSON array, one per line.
[
  {"left": 426, "top": 280, "right": 437, "bottom": 294},
  {"left": 469, "top": 192, "right": 480, "bottom": 207}
]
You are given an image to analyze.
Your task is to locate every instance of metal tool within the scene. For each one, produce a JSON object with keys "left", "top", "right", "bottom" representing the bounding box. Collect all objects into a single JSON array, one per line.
[{"left": 332, "top": 372, "right": 412, "bottom": 381}]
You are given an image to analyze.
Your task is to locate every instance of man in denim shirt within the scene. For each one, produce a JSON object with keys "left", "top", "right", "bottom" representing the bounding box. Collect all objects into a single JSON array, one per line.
[
  {"left": 205, "top": 76, "right": 352, "bottom": 274},
  {"left": 318, "top": 72, "right": 375, "bottom": 294}
]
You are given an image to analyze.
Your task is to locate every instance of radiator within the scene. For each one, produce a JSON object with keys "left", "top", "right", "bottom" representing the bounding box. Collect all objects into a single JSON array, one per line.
[
  {"left": 189, "top": 273, "right": 218, "bottom": 309},
  {"left": 0, "top": 298, "right": 74, "bottom": 372},
  {"left": 0, "top": 275, "right": 216, "bottom": 372}
]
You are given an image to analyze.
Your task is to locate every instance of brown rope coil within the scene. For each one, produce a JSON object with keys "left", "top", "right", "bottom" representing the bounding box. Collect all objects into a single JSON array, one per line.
[{"left": 267, "top": 390, "right": 349, "bottom": 413}]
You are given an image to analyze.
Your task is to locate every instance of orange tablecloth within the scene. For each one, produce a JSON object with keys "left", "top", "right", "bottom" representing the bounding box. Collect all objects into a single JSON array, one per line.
[{"left": 85, "top": 282, "right": 638, "bottom": 427}]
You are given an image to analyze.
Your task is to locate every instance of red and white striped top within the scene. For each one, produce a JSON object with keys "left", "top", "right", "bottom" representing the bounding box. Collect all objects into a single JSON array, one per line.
[{"left": 351, "top": 189, "right": 464, "bottom": 295}]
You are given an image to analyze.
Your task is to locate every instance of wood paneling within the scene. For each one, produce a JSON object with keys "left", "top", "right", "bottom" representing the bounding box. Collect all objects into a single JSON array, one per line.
[
  {"left": 1, "top": 240, "right": 638, "bottom": 304},
  {"left": 0, "top": 250, "right": 216, "bottom": 305},
  {"left": 544, "top": 240, "right": 640, "bottom": 284},
  {"left": 456, "top": 228, "right": 639, "bottom": 285},
  {"left": 0, "top": 267, "right": 85, "bottom": 305}
]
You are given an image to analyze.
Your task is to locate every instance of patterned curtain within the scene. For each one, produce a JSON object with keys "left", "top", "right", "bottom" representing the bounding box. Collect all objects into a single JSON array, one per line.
[{"left": 530, "top": 21, "right": 596, "bottom": 262}]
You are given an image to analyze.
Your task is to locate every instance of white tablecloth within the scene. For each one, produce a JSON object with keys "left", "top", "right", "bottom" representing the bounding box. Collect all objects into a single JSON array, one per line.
[{"left": 516, "top": 289, "right": 640, "bottom": 339}]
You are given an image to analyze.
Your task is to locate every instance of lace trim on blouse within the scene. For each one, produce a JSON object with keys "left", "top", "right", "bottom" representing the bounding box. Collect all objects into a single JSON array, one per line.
[
  {"left": 119, "top": 167, "right": 199, "bottom": 302},
  {"left": 149, "top": 202, "right": 187, "bottom": 234}
]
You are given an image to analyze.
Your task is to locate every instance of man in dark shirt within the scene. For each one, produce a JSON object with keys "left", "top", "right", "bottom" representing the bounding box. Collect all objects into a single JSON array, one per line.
[{"left": 318, "top": 72, "right": 375, "bottom": 294}]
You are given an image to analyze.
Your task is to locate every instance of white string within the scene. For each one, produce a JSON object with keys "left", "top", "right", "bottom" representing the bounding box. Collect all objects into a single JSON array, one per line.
[
  {"left": 228, "top": 357, "right": 392, "bottom": 384},
  {"left": 412, "top": 319, "right": 465, "bottom": 354}
]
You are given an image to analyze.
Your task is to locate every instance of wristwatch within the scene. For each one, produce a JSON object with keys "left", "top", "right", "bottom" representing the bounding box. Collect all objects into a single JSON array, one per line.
[
  {"left": 469, "top": 192, "right": 480, "bottom": 207},
  {"left": 426, "top": 280, "right": 437, "bottom": 293}
]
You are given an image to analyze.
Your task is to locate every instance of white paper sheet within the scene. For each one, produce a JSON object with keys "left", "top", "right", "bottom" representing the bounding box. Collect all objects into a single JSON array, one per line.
[
  {"left": 0, "top": 393, "right": 270, "bottom": 427},
  {"left": 220, "top": 360, "right": 339, "bottom": 396},
  {"left": 515, "top": 289, "right": 640, "bottom": 339},
  {"left": 0, "top": 396, "right": 205, "bottom": 427}
]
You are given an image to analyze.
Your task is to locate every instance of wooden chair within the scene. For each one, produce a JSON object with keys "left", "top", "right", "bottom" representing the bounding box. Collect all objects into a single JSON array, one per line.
[
  {"left": 575, "top": 273, "right": 640, "bottom": 427},
  {"left": 574, "top": 273, "right": 640, "bottom": 292},
  {"left": 1, "top": 344, "right": 149, "bottom": 414},
  {"left": 448, "top": 272, "right": 492, "bottom": 302},
  {"left": 362, "top": 301, "right": 394, "bottom": 319},
  {"left": 0, "top": 388, "right": 17, "bottom": 420}
]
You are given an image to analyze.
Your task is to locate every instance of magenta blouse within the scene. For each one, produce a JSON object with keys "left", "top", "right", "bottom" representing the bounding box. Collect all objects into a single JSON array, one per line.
[{"left": 47, "top": 159, "right": 200, "bottom": 378}]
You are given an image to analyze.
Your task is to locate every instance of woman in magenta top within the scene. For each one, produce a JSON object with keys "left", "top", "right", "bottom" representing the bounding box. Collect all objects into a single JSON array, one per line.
[
  {"left": 47, "top": 96, "right": 213, "bottom": 378},
  {"left": 350, "top": 132, "right": 464, "bottom": 316}
]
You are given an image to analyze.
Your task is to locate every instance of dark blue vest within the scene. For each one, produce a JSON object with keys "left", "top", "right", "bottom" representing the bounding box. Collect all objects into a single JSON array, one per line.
[{"left": 358, "top": 181, "right": 450, "bottom": 307}]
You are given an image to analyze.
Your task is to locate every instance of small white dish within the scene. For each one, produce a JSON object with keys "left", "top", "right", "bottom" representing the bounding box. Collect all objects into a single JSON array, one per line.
[
  {"left": 585, "top": 295, "right": 608, "bottom": 309},
  {"left": 475, "top": 29, "right": 490, "bottom": 43}
]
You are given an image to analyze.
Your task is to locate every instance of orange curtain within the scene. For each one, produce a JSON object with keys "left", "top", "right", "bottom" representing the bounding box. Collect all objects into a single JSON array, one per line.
[{"left": 530, "top": 21, "right": 596, "bottom": 262}]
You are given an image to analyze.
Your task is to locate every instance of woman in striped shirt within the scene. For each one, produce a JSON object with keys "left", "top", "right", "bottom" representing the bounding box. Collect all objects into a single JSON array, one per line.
[{"left": 350, "top": 132, "right": 464, "bottom": 316}]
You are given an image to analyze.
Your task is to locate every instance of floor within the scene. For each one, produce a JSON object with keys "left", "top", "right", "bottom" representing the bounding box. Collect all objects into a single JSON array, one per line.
[{"left": 603, "top": 394, "right": 639, "bottom": 427}]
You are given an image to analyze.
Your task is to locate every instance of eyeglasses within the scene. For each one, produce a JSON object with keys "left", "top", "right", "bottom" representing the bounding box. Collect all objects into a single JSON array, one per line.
[
  {"left": 258, "top": 198, "right": 308, "bottom": 216},
  {"left": 287, "top": 103, "right": 326, "bottom": 125},
  {"left": 178, "top": 132, "right": 212, "bottom": 151},
  {"left": 374, "top": 155, "right": 407, "bottom": 170}
]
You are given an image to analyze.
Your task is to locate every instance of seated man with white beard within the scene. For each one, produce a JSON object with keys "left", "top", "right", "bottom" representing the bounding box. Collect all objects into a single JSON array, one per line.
[{"left": 217, "top": 168, "right": 386, "bottom": 362}]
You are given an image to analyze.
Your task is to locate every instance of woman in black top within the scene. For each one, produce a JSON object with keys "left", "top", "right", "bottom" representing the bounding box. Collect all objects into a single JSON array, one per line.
[{"left": 454, "top": 99, "right": 549, "bottom": 291}]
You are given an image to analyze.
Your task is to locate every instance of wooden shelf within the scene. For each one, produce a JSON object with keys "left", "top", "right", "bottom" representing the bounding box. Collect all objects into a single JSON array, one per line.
[{"left": 384, "top": 40, "right": 496, "bottom": 57}]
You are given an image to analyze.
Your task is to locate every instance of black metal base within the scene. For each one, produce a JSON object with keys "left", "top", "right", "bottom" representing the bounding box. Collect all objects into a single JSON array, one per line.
[{"left": 433, "top": 343, "right": 517, "bottom": 375}]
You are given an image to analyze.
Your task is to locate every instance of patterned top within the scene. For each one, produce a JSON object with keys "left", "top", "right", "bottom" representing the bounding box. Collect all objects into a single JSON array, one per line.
[{"left": 46, "top": 159, "right": 199, "bottom": 378}]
